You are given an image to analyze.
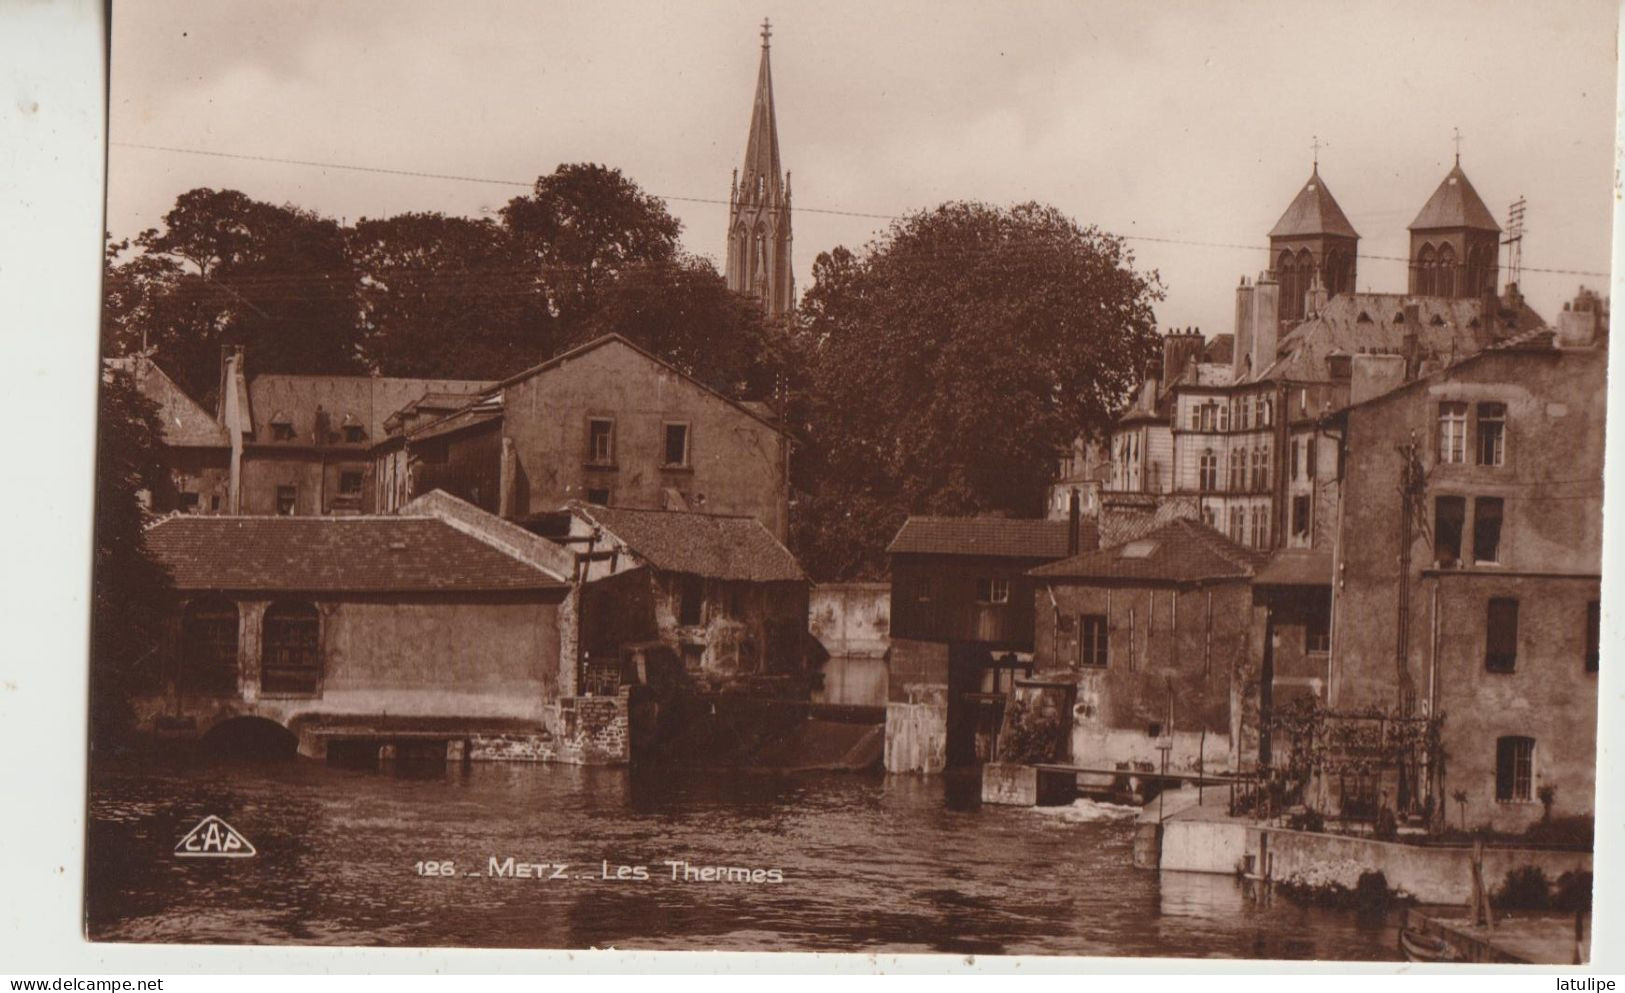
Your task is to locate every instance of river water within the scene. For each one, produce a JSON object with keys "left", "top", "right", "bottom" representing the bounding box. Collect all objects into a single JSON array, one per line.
[{"left": 86, "top": 756, "right": 1399, "bottom": 959}]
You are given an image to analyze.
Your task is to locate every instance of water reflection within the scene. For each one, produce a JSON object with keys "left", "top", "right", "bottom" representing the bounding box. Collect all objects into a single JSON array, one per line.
[{"left": 86, "top": 756, "right": 1398, "bottom": 959}]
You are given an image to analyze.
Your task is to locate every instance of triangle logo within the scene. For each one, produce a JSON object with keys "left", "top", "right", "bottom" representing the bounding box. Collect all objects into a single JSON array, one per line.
[{"left": 174, "top": 815, "right": 257, "bottom": 858}]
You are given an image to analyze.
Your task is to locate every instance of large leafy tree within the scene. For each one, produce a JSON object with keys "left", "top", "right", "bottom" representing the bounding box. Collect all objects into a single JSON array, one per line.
[
  {"left": 577, "top": 253, "right": 789, "bottom": 399},
  {"left": 89, "top": 368, "right": 174, "bottom": 750},
  {"left": 790, "top": 201, "right": 1163, "bottom": 581},
  {"left": 501, "top": 163, "right": 682, "bottom": 338},
  {"left": 349, "top": 212, "right": 538, "bottom": 380},
  {"left": 105, "top": 188, "right": 362, "bottom": 404}
]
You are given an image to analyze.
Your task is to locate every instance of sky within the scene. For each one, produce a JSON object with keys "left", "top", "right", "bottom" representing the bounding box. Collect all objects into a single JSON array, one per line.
[{"left": 107, "top": 0, "right": 1620, "bottom": 335}]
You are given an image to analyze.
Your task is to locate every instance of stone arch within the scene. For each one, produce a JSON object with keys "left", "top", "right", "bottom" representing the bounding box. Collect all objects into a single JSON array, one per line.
[
  {"left": 202, "top": 715, "right": 298, "bottom": 760},
  {"left": 1278, "top": 249, "right": 1302, "bottom": 322}
]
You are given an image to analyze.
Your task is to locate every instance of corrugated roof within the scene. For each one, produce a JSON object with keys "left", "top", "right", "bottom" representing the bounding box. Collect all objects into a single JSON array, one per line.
[
  {"left": 1030, "top": 518, "right": 1264, "bottom": 583},
  {"left": 1269, "top": 168, "right": 1360, "bottom": 240},
  {"left": 887, "top": 517, "right": 1073, "bottom": 559},
  {"left": 575, "top": 504, "right": 806, "bottom": 582},
  {"left": 108, "top": 357, "right": 228, "bottom": 448},
  {"left": 144, "top": 515, "right": 564, "bottom": 593},
  {"left": 1409, "top": 162, "right": 1501, "bottom": 232}
]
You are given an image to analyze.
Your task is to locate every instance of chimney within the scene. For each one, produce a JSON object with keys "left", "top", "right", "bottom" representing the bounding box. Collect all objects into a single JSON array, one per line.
[
  {"left": 1251, "top": 270, "right": 1281, "bottom": 377},
  {"left": 1556, "top": 286, "right": 1604, "bottom": 348},
  {"left": 1401, "top": 304, "right": 1421, "bottom": 381},
  {"left": 1068, "top": 490, "right": 1082, "bottom": 556},
  {"left": 1163, "top": 327, "right": 1205, "bottom": 391},
  {"left": 1233, "top": 278, "right": 1255, "bottom": 381},
  {"left": 1305, "top": 268, "right": 1328, "bottom": 319}
]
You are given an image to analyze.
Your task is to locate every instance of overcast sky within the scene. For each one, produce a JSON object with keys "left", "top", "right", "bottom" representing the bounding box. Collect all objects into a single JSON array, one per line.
[{"left": 108, "top": 0, "right": 1619, "bottom": 334}]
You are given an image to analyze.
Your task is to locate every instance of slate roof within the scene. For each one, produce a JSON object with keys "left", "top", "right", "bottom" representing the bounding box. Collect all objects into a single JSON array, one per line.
[
  {"left": 246, "top": 375, "right": 494, "bottom": 446},
  {"left": 887, "top": 517, "right": 1073, "bottom": 560},
  {"left": 144, "top": 515, "right": 564, "bottom": 593},
  {"left": 1410, "top": 162, "right": 1501, "bottom": 232},
  {"left": 1098, "top": 497, "right": 1201, "bottom": 548},
  {"left": 107, "top": 357, "right": 228, "bottom": 448},
  {"left": 1269, "top": 167, "right": 1360, "bottom": 240},
  {"left": 574, "top": 504, "right": 806, "bottom": 583},
  {"left": 1030, "top": 518, "right": 1264, "bottom": 584},
  {"left": 1252, "top": 293, "right": 1546, "bottom": 384}
]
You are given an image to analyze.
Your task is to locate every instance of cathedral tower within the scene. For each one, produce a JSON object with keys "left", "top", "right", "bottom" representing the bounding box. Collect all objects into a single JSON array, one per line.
[
  {"left": 1408, "top": 156, "right": 1501, "bottom": 298},
  {"left": 725, "top": 19, "right": 794, "bottom": 320},
  {"left": 1267, "top": 163, "right": 1359, "bottom": 325}
]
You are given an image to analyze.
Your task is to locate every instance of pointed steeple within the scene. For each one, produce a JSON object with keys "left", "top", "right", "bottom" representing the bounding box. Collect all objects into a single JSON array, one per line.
[
  {"left": 1407, "top": 156, "right": 1501, "bottom": 298},
  {"left": 740, "top": 18, "right": 783, "bottom": 205},
  {"left": 1409, "top": 161, "right": 1501, "bottom": 233},
  {"left": 726, "top": 18, "right": 794, "bottom": 320},
  {"left": 1269, "top": 165, "right": 1360, "bottom": 240}
]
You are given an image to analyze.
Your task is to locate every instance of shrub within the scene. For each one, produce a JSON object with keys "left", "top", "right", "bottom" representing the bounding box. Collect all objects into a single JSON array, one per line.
[
  {"left": 1524, "top": 815, "right": 1594, "bottom": 848},
  {"left": 1493, "top": 866, "right": 1551, "bottom": 910},
  {"left": 1354, "top": 870, "right": 1391, "bottom": 912},
  {"left": 1286, "top": 808, "right": 1325, "bottom": 833},
  {"left": 1553, "top": 870, "right": 1593, "bottom": 913},
  {"left": 998, "top": 700, "right": 1067, "bottom": 764}
]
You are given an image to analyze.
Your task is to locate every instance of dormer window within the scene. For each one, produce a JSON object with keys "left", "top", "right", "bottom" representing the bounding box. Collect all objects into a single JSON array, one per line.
[
  {"left": 341, "top": 413, "right": 365, "bottom": 444},
  {"left": 270, "top": 412, "right": 295, "bottom": 442}
]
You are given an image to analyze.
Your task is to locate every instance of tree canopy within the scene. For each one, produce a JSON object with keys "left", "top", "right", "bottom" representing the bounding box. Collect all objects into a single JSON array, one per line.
[
  {"left": 789, "top": 201, "right": 1163, "bottom": 580},
  {"left": 104, "top": 163, "right": 783, "bottom": 402},
  {"left": 89, "top": 368, "right": 174, "bottom": 749}
]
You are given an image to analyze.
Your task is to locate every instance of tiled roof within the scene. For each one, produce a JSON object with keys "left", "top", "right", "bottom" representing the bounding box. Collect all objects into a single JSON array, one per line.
[
  {"left": 1254, "top": 293, "right": 1546, "bottom": 384},
  {"left": 247, "top": 375, "right": 494, "bottom": 445},
  {"left": 107, "top": 357, "right": 228, "bottom": 448},
  {"left": 1030, "top": 518, "right": 1264, "bottom": 584},
  {"left": 1269, "top": 168, "right": 1360, "bottom": 240},
  {"left": 1202, "top": 334, "right": 1235, "bottom": 365},
  {"left": 1410, "top": 163, "right": 1501, "bottom": 232},
  {"left": 887, "top": 516, "right": 1073, "bottom": 560},
  {"left": 574, "top": 504, "right": 806, "bottom": 582},
  {"left": 144, "top": 515, "right": 564, "bottom": 593}
]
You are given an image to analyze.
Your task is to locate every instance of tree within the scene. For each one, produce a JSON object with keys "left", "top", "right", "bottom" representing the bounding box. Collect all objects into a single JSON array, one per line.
[
  {"left": 349, "top": 212, "right": 540, "bottom": 380},
  {"left": 89, "top": 367, "right": 175, "bottom": 750},
  {"left": 791, "top": 201, "right": 1163, "bottom": 580},
  {"left": 106, "top": 189, "right": 363, "bottom": 403},
  {"left": 576, "top": 253, "right": 789, "bottom": 399},
  {"left": 500, "top": 163, "right": 682, "bottom": 336}
]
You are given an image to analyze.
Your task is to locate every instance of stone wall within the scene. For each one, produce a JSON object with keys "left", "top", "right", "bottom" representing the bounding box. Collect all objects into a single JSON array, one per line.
[
  {"left": 810, "top": 582, "right": 891, "bottom": 708},
  {"left": 551, "top": 691, "right": 631, "bottom": 765}
]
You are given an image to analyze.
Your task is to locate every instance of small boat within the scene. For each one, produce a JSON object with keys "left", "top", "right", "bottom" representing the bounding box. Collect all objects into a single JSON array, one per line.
[{"left": 1399, "top": 926, "right": 1462, "bottom": 963}]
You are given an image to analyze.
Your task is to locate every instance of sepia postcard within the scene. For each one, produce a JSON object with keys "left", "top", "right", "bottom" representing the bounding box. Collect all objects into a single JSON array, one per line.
[{"left": 76, "top": 0, "right": 1615, "bottom": 966}]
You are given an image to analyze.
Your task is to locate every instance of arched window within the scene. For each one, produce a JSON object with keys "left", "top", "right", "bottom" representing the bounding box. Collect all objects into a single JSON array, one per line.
[
  {"left": 1436, "top": 244, "right": 1457, "bottom": 298},
  {"left": 1467, "top": 244, "right": 1492, "bottom": 296},
  {"left": 262, "top": 601, "right": 321, "bottom": 695},
  {"left": 1277, "top": 250, "right": 1301, "bottom": 322},
  {"left": 181, "top": 596, "right": 239, "bottom": 697},
  {"left": 1325, "top": 248, "right": 1351, "bottom": 296},
  {"left": 1415, "top": 244, "right": 1436, "bottom": 295}
]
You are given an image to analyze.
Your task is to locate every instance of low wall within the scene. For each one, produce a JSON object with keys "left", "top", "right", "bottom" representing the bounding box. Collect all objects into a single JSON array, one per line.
[
  {"left": 1157, "top": 814, "right": 1593, "bottom": 904},
  {"left": 1256, "top": 827, "right": 1593, "bottom": 904}
]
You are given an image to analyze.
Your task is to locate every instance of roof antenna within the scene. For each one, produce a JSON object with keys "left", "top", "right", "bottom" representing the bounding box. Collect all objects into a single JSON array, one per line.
[{"left": 1452, "top": 127, "right": 1463, "bottom": 166}]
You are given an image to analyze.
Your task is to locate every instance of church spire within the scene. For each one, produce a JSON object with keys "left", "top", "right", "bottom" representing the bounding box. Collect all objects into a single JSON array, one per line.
[{"left": 726, "top": 18, "right": 794, "bottom": 319}]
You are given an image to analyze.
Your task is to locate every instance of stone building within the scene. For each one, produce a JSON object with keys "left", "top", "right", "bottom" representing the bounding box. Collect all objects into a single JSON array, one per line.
[
  {"left": 106, "top": 355, "right": 231, "bottom": 513},
  {"left": 375, "top": 334, "right": 791, "bottom": 541},
  {"left": 1327, "top": 301, "right": 1606, "bottom": 832},
  {"left": 1027, "top": 518, "right": 1264, "bottom": 774},
  {"left": 725, "top": 19, "right": 794, "bottom": 320},
  {"left": 532, "top": 501, "right": 812, "bottom": 698},
  {"left": 137, "top": 511, "right": 569, "bottom": 760}
]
